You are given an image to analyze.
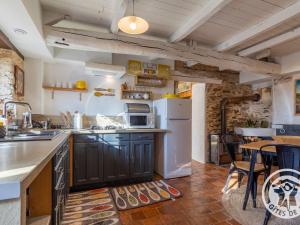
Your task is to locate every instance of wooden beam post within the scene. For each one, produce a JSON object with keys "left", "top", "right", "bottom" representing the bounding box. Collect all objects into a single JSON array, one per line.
[
  {"left": 215, "top": 1, "right": 300, "bottom": 51},
  {"left": 169, "top": 0, "right": 232, "bottom": 42},
  {"left": 45, "top": 25, "right": 281, "bottom": 75},
  {"left": 239, "top": 26, "right": 300, "bottom": 57}
]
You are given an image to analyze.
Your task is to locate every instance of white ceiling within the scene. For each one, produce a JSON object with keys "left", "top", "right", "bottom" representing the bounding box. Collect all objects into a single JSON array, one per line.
[
  {"left": 40, "top": 0, "right": 300, "bottom": 58},
  {"left": 0, "top": 0, "right": 52, "bottom": 59},
  {"left": 2, "top": 0, "right": 300, "bottom": 60}
]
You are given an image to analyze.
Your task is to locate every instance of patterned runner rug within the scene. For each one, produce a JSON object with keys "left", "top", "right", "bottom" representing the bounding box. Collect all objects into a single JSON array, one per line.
[
  {"left": 110, "top": 180, "right": 182, "bottom": 210},
  {"left": 62, "top": 188, "right": 121, "bottom": 225}
]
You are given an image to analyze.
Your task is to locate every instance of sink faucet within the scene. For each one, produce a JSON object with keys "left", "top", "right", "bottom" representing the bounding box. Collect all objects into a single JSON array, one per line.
[{"left": 3, "top": 101, "right": 33, "bottom": 131}]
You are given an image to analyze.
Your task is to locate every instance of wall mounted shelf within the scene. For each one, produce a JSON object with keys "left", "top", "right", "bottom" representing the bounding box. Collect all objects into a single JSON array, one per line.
[
  {"left": 126, "top": 73, "right": 168, "bottom": 88},
  {"left": 43, "top": 86, "right": 88, "bottom": 101},
  {"left": 121, "top": 89, "right": 152, "bottom": 101},
  {"left": 135, "top": 74, "right": 168, "bottom": 88}
]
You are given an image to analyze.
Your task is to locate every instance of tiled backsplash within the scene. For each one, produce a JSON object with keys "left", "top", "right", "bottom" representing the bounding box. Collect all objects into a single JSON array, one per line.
[{"left": 32, "top": 114, "right": 125, "bottom": 129}]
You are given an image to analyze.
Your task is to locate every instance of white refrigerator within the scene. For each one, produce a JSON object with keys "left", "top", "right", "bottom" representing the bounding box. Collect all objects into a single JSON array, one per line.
[{"left": 153, "top": 98, "right": 192, "bottom": 179}]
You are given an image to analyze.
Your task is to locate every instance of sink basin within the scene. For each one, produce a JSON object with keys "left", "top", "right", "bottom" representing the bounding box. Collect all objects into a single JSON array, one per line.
[{"left": 0, "top": 130, "right": 62, "bottom": 142}]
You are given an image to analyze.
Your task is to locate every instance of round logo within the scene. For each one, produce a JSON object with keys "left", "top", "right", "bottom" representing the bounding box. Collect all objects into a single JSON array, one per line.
[{"left": 262, "top": 169, "right": 300, "bottom": 219}]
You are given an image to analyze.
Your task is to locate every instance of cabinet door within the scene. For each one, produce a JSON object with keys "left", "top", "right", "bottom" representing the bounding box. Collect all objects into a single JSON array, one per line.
[
  {"left": 73, "top": 143, "right": 103, "bottom": 186},
  {"left": 103, "top": 141, "right": 130, "bottom": 181},
  {"left": 130, "top": 140, "right": 154, "bottom": 178}
]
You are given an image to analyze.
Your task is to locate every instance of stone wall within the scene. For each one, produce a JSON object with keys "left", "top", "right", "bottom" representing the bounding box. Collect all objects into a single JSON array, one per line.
[
  {"left": 175, "top": 61, "right": 272, "bottom": 134},
  {"left": 0, "top": 49, "right": 24, "bottom": 114}
]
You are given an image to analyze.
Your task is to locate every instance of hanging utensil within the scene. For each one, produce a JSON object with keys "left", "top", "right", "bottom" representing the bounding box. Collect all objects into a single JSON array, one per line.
[
  {"left": 94, "top": 88, "right": 115, "bottom": 93},
  {"left": 94, "top": 91, "right": 115, "bottom": 97}
]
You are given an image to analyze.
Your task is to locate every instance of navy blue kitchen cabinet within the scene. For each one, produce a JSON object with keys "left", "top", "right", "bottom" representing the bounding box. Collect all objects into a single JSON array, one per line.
[
  {"left": 73, "top": 135, "right": 104, "bottom": 186},
  {"left": 73, "top": 133, "right": 154, "bottom": 188},
  {"left": 103, "top": 140, "right": 130, "bottom": 181},
  {"left": 130, "top": 140, "right": 154, "bottom": 178}
]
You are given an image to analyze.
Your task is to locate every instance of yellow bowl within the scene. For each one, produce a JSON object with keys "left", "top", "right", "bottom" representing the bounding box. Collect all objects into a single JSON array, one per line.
[{"left": 75, "top": 80, "right": 87, "bottom": 89}]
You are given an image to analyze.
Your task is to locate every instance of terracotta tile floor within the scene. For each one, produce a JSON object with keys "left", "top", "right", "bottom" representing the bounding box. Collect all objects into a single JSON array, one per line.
[{"left": 119, "top": 161, "right": 242, "bottom": 225}]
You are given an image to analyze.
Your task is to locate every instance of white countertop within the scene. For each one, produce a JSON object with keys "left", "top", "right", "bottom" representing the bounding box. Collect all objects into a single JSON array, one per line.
[
  {"left": 71, "top": 128, "right": 168, "bottom": 134},
  {"left": 0, "top": 128, "right": 166, "bottom": 200},
  {"left": 0, "top": 131, "right": 71, "bottom": 200}
]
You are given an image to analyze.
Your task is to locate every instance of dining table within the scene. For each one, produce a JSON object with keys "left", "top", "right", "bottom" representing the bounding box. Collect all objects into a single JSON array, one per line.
[{"left": 239, "top": 136, "right": 300, "bottom": 210}]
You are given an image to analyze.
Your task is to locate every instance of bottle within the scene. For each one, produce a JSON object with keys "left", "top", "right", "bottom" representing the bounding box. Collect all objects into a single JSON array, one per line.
[
  {"left": 0, "top": 120, "right": 6, "bottom": 138},
  {"left": 73, "top": 111, "right": 83, "bottom": 129}
]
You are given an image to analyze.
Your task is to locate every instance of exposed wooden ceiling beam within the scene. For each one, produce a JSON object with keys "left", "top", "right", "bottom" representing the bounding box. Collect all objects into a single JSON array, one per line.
[
  {"left": 0, "top": 31, "right": 24, "bottom": 60},
  {"left": 255, "top": 49, "right": 271, "bottom": 60},
  {"left": 169, "top": 0, "right": 232, "bottom": 42},
  {"left": 172, "top": 70, "right": 222, "bottom": 84},
  {"left": 239, "top": 26, "right": 300, "bottom": 57},
  {"left": 186, "top": 61, "right": 198, "bottom": 67},
  {"left": 44, "top": 25, "right": 281, "bottom": 75},
  {"left": 215, "top": 1, "right": 300, "bottom": 52},
  {"left": 110, "top": 0, "right": 128, "bottom": 34}
]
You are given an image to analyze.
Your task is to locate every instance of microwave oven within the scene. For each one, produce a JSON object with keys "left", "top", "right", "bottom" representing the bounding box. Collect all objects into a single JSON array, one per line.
[
  {"left": 124, "top": 113, "right": 155, "bottom": 129},
  {"left": 123, "top": 103, "right": 155, "bottom": 129}
]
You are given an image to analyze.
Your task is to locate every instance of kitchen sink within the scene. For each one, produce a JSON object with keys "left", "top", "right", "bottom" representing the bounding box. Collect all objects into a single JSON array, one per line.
[{"left": 0, "top": 130, "right": 62, "bottom": 142}]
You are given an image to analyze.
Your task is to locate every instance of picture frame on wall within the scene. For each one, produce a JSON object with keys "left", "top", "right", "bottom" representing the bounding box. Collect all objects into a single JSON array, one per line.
[
  {"left": 295, "top": 80, "right": 300, "bottom": 114},
  {"left": 14, "top": 65, "right": 24, "bottom": 96}
]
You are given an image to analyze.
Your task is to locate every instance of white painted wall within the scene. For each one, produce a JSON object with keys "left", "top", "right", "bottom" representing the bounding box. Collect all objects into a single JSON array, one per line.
[
  {"left": 277, "top": 51, "right": 300, "bottom": 74},
  {"left": 273, "top": 75, "right": 300, "bottom": 124},
  {"left": 192, "top": 83, "right": 206, "bottom": 163},
  {"left": 24, "top": 58, "right": 44, "bottom": 114},
  {"left": 24, "top": 53, "right": 174, "bottom": 116}
]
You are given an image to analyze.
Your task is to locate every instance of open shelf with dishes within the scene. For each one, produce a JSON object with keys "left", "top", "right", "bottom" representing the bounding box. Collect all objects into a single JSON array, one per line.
[
  {"left": 121, "top": 89, "right": 152, "bottom": 101},
  {"left": 134, "top": 74, "right": 168, "bottom": 88}
]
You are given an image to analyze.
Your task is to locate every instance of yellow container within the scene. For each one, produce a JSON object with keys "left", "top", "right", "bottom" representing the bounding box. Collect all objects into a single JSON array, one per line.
[
  {"left": 75, "top": 80, "right": 87, "bottom": 89},
  {"left": 162, "top": 93, "right": 179, "bottom": 99}
]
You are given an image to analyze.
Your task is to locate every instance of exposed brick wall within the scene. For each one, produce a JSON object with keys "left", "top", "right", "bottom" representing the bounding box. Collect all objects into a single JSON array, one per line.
[
  {"left": 175, "top": 61, "right": 272, "bottom": 135},
  {"left": 0, "top": 49, "right": 24, "bottom": 113}
]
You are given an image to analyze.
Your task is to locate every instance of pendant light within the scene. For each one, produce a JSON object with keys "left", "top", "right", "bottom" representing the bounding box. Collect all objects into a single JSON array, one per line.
[{"left": 118, "top": 0, "right": 149, "bottom": 35}]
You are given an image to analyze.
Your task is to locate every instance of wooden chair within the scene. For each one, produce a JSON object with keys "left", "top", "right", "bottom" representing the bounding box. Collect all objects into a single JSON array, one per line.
[
  {"left": 222, "top": 135, "right": 266, "bottom": 208},
  {"left": 260, "top": 144, "right": 300, "bottom": 225}
]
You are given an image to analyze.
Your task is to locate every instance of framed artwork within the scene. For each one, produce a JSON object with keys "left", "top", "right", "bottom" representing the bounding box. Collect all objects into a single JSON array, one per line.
[
  {"left": 14, "top": 65, "right": 24, "bottom": 96},
  {"left": 295, "top": 80, "right": 300, "bottom": 114},
  {"left": 174, "top": 81, "right": 193, "bottom": 98}
]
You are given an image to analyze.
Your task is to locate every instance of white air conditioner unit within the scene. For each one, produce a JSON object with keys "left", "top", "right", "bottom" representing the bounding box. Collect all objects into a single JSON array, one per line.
[{"left": 85, "top": 62, "right": 126, "bottom": 79}]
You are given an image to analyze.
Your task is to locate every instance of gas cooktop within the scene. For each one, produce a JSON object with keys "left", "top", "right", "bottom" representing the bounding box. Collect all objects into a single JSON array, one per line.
[{"left": 89, "top": 125, "right": 124, "bottom": 130}]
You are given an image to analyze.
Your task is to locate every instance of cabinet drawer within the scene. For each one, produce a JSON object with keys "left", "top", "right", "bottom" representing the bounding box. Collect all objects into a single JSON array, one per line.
[
  {"left": 102, "top": 134, "right": 130, "bottom": 142},
  {"left": 74, "top": 134, "right": 98, "bottom": 143},
  {"left": 131, "top": 133, "right": 154, "bottom": 141}
]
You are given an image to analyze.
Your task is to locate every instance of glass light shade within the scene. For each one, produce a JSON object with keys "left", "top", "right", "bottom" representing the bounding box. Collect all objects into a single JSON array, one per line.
[{"left": 118, "top": 16, "right": 149, "bottom": 34}]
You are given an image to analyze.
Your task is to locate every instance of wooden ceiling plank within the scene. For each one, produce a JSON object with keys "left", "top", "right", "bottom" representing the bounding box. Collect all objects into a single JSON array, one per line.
[
  {"left": 169, "top": 0, "right": 232, "bottom": 42},
  {"left": 45, "top": 25, "right": 281, "bottom": 75},
  {"left": 110, "top": 0, "right": 128, "bottom": 34},
  {"left": 215, "top": 1, "right": 300, "bottom": 51},
  {"left": 239, "top": 26, "right": 300, "bottom": 56}
]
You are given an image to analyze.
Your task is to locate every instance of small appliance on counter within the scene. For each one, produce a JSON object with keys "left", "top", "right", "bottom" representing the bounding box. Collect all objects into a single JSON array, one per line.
[
  {"left": 73, "top": 111, "right": 83, "bottom": 129},
  {"left": 154, "top": 98, "right": 192, "bottom": 179},
  {"left": 123, "top": 103, "right": 155, "bottom": 129}
]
